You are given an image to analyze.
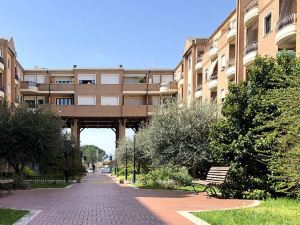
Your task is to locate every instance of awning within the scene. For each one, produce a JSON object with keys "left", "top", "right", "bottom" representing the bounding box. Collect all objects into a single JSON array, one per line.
[{"left": 208, "top": 59, "right": 218, "bottom": 77}]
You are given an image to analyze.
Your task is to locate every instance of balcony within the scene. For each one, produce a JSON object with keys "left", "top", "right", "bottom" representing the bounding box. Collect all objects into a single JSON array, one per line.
[
  {"left": 208, "top": 41, "right": 218, "bottom": 60},
  {"left": 226, "top": 59, "right": 236, "bottom": 79},
  {"left": 195, "top": 84, "right": 203, "bottom": 98},
  {"left": 207, "top": 74, "right": 218, "bottom": 90},
  {"left": 276, "top": 13, "right": 297, "bottom": 49},
  {"left": 195, "top": 56, "right": 203, "bottom": 70},
  {"left": 0, "top": 86, "right": 4, "bottom": 98},
  {"left": 160, "top": 81, "right": 178, "bottom": 94},
  {"left": 244, "top": 0, "right": 259, "bottom": 27},
  {"left": 227, "top": 23, "right": 237, "bottom": 43},
  {"left": 243, "top": 42, "right": 258, "bottom": 66},
  {"left": 52, "top": 105, "right": 122, "bottom": 118},
  {"left": 20, "top": 81, "right": 38, "bottom": 93},
  {"left": 123, "top": 83, "right": 147, "bottom": 95},
  {"left": 122, "top": 105, "right": 147, "bottom": 117},
  {"left": 0, "top": 57, "right": 4, "bottom": 72}
]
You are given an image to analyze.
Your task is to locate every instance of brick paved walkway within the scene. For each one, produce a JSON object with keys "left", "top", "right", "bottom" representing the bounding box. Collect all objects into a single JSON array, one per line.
[{"left": 0, "top": 174, "right": 254, "bottom": 225}]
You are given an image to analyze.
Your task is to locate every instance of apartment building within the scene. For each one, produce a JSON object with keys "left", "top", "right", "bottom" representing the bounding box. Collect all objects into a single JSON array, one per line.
[
  {"left": 176, "top": 0, "right": 299, "bottom": 105},
  {"left": 0, "top": 37, "right": 22, "bottom": 104},
  {"left": 20, "top": 67, "right": 176, "bottom": 144},
  {"left": 236, "top": 0, "right": 300, "bottom": 82}
]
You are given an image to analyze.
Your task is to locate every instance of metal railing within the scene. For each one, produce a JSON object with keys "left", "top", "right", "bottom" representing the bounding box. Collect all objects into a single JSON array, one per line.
[
  {"left": 244, "top": 42, "right": 258, "bottom": 55},
  {"left": 196, "top": 84, "right": 202, "bottom": 91},
  {"left": 24, "top": 175, "right": 66, "bottom": 183},
  {"left": 245, "top": 0, "right": 258, "bottom": 13},
  {"left": 27, "top": 81, "right": 38, "bottom": 87},
  {"left": 277, "top": 13, "right": 297, "bottom": 32},
  {"left": 227, "top": 58, "right": 236, "bottom": 67},
  {"left": 209, "top": 73, "right": 218, "bottom": 80},
  {"left": 197, "top": 56, "right": 203, "bottom": 63}
]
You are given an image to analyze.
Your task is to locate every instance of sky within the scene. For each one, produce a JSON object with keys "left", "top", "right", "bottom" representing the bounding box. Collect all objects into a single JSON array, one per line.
[{"left": 1, "top": 0, "right": 236, "bottom": 155}]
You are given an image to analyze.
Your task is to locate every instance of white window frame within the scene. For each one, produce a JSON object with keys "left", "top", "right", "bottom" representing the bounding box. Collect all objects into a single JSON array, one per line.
[
  {"left": 101, "top": 96, "right": 119, "bottom": 106},
  {"left": 78, "top": 74, "right": 96, "bottom": 84},
  {"left": 152, "top": 75, "right": 161, "bottom": 84},
  {"left": 101, "top": 74, "right": 120, "bottom": 84},
  {"left": 78, "top": 96, "right": 96, "bottom": 105}
]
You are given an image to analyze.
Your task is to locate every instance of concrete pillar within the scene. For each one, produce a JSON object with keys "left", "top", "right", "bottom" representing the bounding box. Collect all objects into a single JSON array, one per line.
[
  {"left": 71, "top": 119, "right": 80, "bottom": 148},
  {"left": 116, "top": 119, "right": 126, "bottom": 145}
]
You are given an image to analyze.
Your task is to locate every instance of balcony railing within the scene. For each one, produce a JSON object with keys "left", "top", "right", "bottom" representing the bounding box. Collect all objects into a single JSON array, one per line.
[
  {"left": 245, "top": 0, "right": 258, "bottom": 13},
  {"left": 244, "top": 42, "right": 258, "bottom": 55},
  {"left": 227, "top": 58, "right": 236, "bottom": 67},
  {"left": 277, "top": 13, "right": 297, "bottom": 32},
  {"left": 209, "top": 73, "right": 218, "bottom": 80},
  {"left": 197, "top": 56, "right": 203, "bottom": 63},
  {"left": 28, "top": 81, "right": 38, "bottom": 87},
  {"left": 196, "top": 84, "right": 202, "bottom": 91}
]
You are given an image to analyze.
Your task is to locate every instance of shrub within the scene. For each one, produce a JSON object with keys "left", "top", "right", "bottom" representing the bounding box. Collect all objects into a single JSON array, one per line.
[
  {"left": 23, "top": 166, "right": 35, "bottom": 177},
  {"left": 243, "top": 189, "right": 272, "bottom": 200},
  {"left": 141, "top": 165, "right": 192, "bottom": 187},
  {"left": 157, "top": 180, "right": 177, "bottom": 189}
]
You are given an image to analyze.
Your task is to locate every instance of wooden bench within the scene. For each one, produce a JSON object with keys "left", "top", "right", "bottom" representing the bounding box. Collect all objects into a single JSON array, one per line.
[
  {"left": 192, "top": 167, "right": 230, "bottom": 196},
  {"left": 0, "top": 179, "right": 14, "bottom": 196}
]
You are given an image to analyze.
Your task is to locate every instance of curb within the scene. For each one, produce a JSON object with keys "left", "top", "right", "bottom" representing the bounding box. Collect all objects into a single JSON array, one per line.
[
  {"left": 14, "top": 209, "right": 41, "bottom": 225},
  {"left": 177, "top": 200, "right": 260, "bottom": 225}
]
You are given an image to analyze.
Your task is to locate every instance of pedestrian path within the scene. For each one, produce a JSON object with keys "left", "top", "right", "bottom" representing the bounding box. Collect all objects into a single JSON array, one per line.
[{"left": 0, "top": 173, "right": 253, "bottom": 225}]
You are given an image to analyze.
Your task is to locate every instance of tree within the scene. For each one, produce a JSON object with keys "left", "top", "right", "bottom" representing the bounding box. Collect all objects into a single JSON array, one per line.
[
  {"left": 81, "top": 145, "right": 106, "bottom": 165},
  {"left": 210, "top": 50, "right": 300, "bottom": 198},
  {"left": 135, "top": 98, "right": 219, "bottom": 177},
  {"left": 0, "top": 102, "right": 65, "bottom": 180}
]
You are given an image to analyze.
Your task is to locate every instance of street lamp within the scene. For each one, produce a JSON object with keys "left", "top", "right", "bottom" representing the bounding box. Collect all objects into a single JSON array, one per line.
[
  {"left": 133, "top": 134, "right": 136, "bottom": 183},
  {"left": 125, "top": 147, "right": 128, "bottom": 181},
  {"left": 72, "top": 143, "right": 75, "bottom": 181}
]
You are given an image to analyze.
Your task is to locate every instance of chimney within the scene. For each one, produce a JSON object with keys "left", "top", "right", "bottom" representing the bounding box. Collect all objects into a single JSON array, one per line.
[
  {"left": 119, "top": 64, "right": 123, "bottom": 68},
  {"left": 73, "top": 65, "right": 77, "bottom": 69}
]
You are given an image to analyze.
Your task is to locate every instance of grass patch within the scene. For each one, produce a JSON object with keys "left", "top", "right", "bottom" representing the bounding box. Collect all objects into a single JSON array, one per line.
[
  {"left": 193, "top": 198, "right": 300, "bottom": 225},
  {"left": 0, "top": 208, "right": 28, "bottom": 225},
  {"left": 30, "top": 183, "right": 70, "bottom": 189}
]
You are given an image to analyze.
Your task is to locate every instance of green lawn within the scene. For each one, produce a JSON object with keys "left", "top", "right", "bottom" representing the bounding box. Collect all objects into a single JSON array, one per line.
[
  {"left": 0, "top": 208, "right": 28, "bottom": 225},
  {"left": 193, "top": 198, "right": 300, "bottom": 225},
  {"left": 134, "top": 182, "right": 205, "bottom": 192},
  {"left": 30, "top": 183, "right": 71, "bottom": 189}
]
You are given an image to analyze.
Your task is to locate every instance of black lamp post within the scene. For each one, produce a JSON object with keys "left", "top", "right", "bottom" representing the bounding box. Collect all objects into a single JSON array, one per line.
[
  {"left": 125, "top": 147, "right": 128, "bottom": 181},
  {"left": 72, "top": 143, "right": 75, "bottom": 181},
  {"left": 133, "top": 134, "right": 136, "bottom": 183}
]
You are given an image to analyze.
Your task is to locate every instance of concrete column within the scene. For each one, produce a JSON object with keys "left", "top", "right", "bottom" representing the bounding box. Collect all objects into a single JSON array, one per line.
[
  {"left": 71, "top": 119, "right": 80, "bottom": 148},
  {"left": 117, "top": 119, "right": 126, "bottom": 144}
]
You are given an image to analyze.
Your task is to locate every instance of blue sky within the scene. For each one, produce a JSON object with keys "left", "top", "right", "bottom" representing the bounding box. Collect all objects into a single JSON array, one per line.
[{"left": 1, "top": 0, "right": 236, "bottom": 155}]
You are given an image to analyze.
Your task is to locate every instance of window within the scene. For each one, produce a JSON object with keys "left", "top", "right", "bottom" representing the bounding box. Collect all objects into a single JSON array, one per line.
[
  {"left": 264, "top": 13, "right": 272, "bottom": 35},
  {"left": 101, "top": 96, "right": 119, "bottom": 106},
  {"left": 220, "top": 88, "right": 225, "bottom": 103},
  {"left": 78, "top": 96, "right": 96, "bottom": 105},
  {"left": 56, "top": 80, "right": 72, "bottom": 84},
  {"left": 205, "top": 69, "right": 209, "bottom": 82},
  {"left": 37, "top": 99, "right": 44, "bottom": 105},
  {"left": 101, "top": 74, "right": 119, "bottom": 84},
  {"left": 188, "top": 55, "right": 192, "bottom": 71},
  {"left": 220, "top": 54, "right": 226, "bottom": 70},
  {"left": 78, "top": 74, "right": 96, "bottom": 84},
  {"left": 56, "top": 98, "right": 73, "bottom": 105},
  {"left": 0, "top": 49, "right": 2, "bottom": 57},
  {"left": 25, "top": 100, "right": 35, "bottom": 108},
  {"left": 7, "top": 59, "right": 10, "bottom": 69},
  {"left": 24, "top": 75, "right": 44, "bottom": 84},
  {"left": 161, "top": 75, "right": 173, "bottom": 84},
  {"left": 152, "top": 96, "right": 160, "bottom": 106},
  {"left": 124, "top": 97, "right": 142, "bottom": 106},
  {"left": 152, "top": 75, "right": 161, "bottom": 84}
]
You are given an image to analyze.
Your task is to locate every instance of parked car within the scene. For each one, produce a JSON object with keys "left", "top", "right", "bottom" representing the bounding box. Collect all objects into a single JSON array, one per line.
[
  {"left": 100, "top": 167, "right": 111, "bottom": 173},
  {"left": 87, "top": 168, "right": 93, "bottom": 173}
]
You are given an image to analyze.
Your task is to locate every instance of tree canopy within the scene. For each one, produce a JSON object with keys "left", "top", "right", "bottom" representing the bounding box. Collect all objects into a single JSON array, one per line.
[
  {"left": 0, "top": 102, "right": 64, "bottom": 178},
  {"left": 210, "top": 51, "right": 300, "bottom": 198},
  {"left": 81, "top": 145, "right": 106, "bottom": 164}
]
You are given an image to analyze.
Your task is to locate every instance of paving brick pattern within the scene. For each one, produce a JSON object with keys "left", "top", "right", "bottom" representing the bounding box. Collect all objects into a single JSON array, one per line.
[{"left": 0, "top": 174, "right": 253, "bottom": 225}]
